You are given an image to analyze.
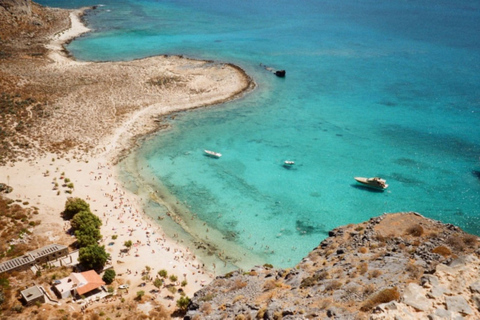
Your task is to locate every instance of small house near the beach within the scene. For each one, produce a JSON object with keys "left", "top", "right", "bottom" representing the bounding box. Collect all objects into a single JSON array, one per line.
[{"left": 53, "top": 270, "right": 105, "bottom": 299}]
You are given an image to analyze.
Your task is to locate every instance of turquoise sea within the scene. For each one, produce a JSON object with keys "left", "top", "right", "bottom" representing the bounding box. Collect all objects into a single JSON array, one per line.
[{"left": 39, "top": 0, "right": 480, "bottom": 273}]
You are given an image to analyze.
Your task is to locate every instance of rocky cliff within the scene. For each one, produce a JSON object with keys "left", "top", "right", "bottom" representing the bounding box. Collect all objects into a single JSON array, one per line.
[
  {"left": 185, "top": 212, "right": 480, "bottom": 319},
  {"left": 0, "top": 0, "right": 31, "bottom": 15},
  {"left": 0, "top": 0, "right": 68, "bottom": 55}
]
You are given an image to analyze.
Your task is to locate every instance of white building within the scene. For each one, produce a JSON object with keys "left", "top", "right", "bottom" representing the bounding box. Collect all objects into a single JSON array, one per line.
[{"left": 53, "top": 270, "right": 105, "bottom": 299}]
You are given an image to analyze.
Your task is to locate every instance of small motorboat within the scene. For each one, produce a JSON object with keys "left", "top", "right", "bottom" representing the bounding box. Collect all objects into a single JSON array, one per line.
[
  {"left": 283, "top": 160, "right": 295, "bottom": 169},
  {"left": 354, "top": 177, "right": 388, "bottom": 190},
  {"left": 204, "top": 150, "right": 222, "bottom": 158}
]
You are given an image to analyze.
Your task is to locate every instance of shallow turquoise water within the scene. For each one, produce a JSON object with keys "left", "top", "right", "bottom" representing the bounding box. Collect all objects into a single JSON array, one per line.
[{"left": 39, "top": 0, "right": 480, "bottom": 271}]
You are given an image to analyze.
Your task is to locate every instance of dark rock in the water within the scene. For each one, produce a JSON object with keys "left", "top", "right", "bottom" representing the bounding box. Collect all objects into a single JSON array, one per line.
[
  {"left": 473, "top": 170, "right": 480, "bottom": 179},
  {"left": 260, "top": 63, "right": 286, "bottom": 77}
]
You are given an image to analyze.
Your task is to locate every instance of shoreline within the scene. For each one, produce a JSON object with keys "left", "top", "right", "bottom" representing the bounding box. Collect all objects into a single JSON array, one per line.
[
  {"left": 0, "top": 5, "right": 255, "bottom": 312},
  {"left": 118, "top": 151, "right": 270, "bottom": 275}
]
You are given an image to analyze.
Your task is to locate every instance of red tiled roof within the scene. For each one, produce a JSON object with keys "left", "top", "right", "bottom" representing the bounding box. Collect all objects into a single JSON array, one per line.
[{"left": 76, "top": 270, "right": 105, "bottom": 295}]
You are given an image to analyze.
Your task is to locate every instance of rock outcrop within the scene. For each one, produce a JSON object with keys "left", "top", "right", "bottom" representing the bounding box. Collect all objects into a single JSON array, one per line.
[
  {"left": 185, "top": 212, "right": 480, "bottom": 319},
  {"left": 372, "top": 255, "right": 480, "bottom": 319}
]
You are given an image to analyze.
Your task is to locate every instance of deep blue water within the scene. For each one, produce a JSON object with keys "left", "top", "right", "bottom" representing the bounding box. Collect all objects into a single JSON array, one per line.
[{"left": 39, "top": 0, "right": 480, "bottom": 272}]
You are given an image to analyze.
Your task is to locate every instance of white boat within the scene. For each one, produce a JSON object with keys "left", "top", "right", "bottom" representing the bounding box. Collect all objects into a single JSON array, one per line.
[
  {"left": 283, "top": 160, "right": 295, "bottom": 166},
  {"left": 204, "top": 150, "right": 222, "bottom": 158},
  {"left": 354, "top": 177, "right": 388, "bottom": 190}
]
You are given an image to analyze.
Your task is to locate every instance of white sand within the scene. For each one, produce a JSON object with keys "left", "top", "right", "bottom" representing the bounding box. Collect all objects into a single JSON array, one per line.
[{"left": 45, "top": 9, "right": 91, "bottom": 64}]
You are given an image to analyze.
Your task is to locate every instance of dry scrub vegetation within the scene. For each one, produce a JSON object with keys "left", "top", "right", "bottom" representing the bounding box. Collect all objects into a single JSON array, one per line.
[
  {"left": 0, "top": 3, "right": 69, "bottom": 164},
  {"left": 0, "top": 196, "right": 42, "bottom": 259},
  {"left": 187, "top": 213, "right": 479, "bottom": 319}
]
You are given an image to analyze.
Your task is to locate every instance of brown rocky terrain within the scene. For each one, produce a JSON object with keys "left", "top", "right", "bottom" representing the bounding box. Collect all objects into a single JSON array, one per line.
[
  {"left": 185, "top": 212, "right": 480, "bottom": 319},
  {"left": 0, "top": 0, "right": 70, "bottom": 163},
  {"left": 0, "top": 0, "right": 253, "bottom": 165}
]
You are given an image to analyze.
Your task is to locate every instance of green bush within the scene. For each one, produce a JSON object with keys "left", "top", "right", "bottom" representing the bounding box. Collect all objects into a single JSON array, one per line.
[
  {"left": 78, "top": 244, "right": 109, "bottom": 271},
  {"left": 158, "top": 269, "right": 168, "bottom": 278},
  {"left": 102, "top": 269, "right": 116, "bottom": 284},
  {"left": 63, "top": 198, "right": 90, "bottom": 220},
  {"left": 124, "top": 240, "right": 133, "bottom": 249},
  {"left": 136, "top": 291, "right": 145, "bottom": 301},
  {"left": 154, "top": 278, "right": 163, "bottom": 288},
  {"left": 75, "top": 227, "right": 102, "bottom": 247},
  {"left": 176, "top": 296, "right": 190, "bottom": 310},
  {"left": 71, "top": 211, "right": 102, "bottom": 231},
  {"left": 0, "top": 277, "right": 9, "bottom": 288}
]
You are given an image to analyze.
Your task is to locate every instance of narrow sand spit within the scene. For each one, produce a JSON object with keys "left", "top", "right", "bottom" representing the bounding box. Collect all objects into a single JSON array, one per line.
[{"left": 0, "top": 7, "right": 254, "bottom": 311}]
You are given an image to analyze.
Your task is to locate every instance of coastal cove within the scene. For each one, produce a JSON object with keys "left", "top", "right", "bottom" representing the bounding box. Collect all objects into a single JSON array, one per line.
[
  {"left": 8, "top": 0, "right": 480, "bottom": 275},
  {"left": 1, "top": 0, "right": 480, "bottom": 318},
  {"left": 48, "top": 0, "right": 480, "bottom": 271}
]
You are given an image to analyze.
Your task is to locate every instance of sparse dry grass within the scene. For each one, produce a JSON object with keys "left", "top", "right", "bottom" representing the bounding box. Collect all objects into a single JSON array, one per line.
[
  {"left": 432, "top": 245, "right": 452, "bottom": 257},
  {"left": 405, "top": 261, "right": 423, "bottom": 279},
  {"left": 406, "top": 224, "right": 424, "bottom": 237},
  {"left": 360, "top": 287, "right": 400, "bottom": 311},
  {"left": 256, "top": 307, "right": 267, "bottom": 319},
  {"left": 228, "top": 278, "right": 247, "bottom": 292},
  {"left": 200, "top": 302, "right": 213, "bottom": 315},
  {"left": 319, "top": 298, "right": 333, "bottom": 310},
  {"left": 263, "top": 279, "right": 290, "bottom": 291},
  {"left": 462, "top": 234, "right": 478, "bottom": 248},
  {"left": 0, "top": 197, "right": 45, "bottom": 260},
  {"left": 362, "top": 283, "right": 376, "bottom": 297},
  {"left": 344, "top": 283, "right": 360, "bottom": 295},
  {"left": 148, "top": 74, "right": 186, "bottom": 89},
  {"left": 446, "top": 236, "right": 466, "bottom": 252},
  {"left": 368, "top": 269, "right": 382, "bottom": 279},
  {"left": 358, "top": 247, "right": 368, "bottom": 254},
  {"left": 325, "top": 280, "right": 343, "bottom": 291},
  {"left": 358, "top": 262, "right": 368, "bottom": 275},
  {"left": 300, "top": 270, "right": 329, "bottom": 288}
]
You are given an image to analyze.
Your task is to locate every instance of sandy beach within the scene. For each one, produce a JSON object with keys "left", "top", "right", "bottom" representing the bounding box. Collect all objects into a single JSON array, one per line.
[{"left": 0, "top": 6, "right": 253, "bottom": 313}]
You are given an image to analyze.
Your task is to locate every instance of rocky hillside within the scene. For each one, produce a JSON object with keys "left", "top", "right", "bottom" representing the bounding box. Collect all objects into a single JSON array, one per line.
[
  {"left": 185, "top": 212, "right": 480, "bottom": 319},
  {"left": 0, "top": 0, "right": 70, "bottom": 164},
  {"left": 0, "top": 0, "right": 69, "bottom": 50}
]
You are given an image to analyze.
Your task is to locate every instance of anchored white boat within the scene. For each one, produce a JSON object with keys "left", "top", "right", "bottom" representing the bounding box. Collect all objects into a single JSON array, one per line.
[
  {"left": 354, "top": 177, "right": 388, "bottom": 190},
  {"left": 283, "top": 160, "right": 295, "bottom": 166},
  {"left": 204, "top": 150, "right": 222, "bottom": 158}
]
